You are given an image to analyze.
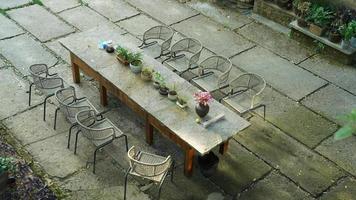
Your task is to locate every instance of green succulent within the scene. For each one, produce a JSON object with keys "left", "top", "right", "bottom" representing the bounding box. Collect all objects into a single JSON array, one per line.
[{"left": 0, "top": 157, "right": 16, "bottom": 174}]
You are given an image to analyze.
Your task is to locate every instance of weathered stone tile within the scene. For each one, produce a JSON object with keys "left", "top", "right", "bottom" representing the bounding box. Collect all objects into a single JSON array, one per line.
[
  {"left": 259, "top": 87, "right": 338, "bottom": 148},
  {"left": 237, "top": 22, "right": 313, "bottom": 64},
  {"left": 8, "top": 5, "right": 75, "bottom": 42},
  {"left": 45, "top": 39, "right": 71, "bottom": 63},
  {"left": 320, "top": 177, "right": 356, "bottom": 200},
  {"left": 42, "top": 0, "right": 80, "bottom": 13},
  {"left": 0, "top": 14, "right": 24, "bottom": 40},
  {"left": 0, "top": 59, "right": 5, "bottom": 67},
  {"left": 3, "top": 103, "right": 70, "bottom": 145},
  {"left": 209, "top": 141, "right": 271, "bottom": 195},
  {"left": 88, "top": 0, "right": 139, "bottom": 22},
  {"left": 316, "top": 136, "right": 356, "bottom": 176},
  {"left": 0, "top": 0, "right": 31, "bottom": 9},
  {"left": 236, "top": 117, "right": 345, "bottom": 195},
  {"left": 60, "top": 6, "right": 115, "bottom": 31},
  {"left": 187, "top": 0, "right": 252, "bottom": 29},
  {"left": 173, "top": 15, "right": 254, "bottom": 58},
  {"left": 237, "top": 171, "right": 313, "bottom": 200},
  {"left": 0, "top": 34, "right": 57, "bottom": 75},
  {"left": 301, "top": 85, "right": 356, "bottom": 125},
  {"left": 126, "top": 0, "right": 199, "bottom": 25},
  {"left": 299, "top": 55, "right": 356, "bottom": 95},
  {"left": 116, "top": 14, "right": 162, "bottom": 38},
  {"left": 231, "top": 47, "right": 327, "bottom": 101}
]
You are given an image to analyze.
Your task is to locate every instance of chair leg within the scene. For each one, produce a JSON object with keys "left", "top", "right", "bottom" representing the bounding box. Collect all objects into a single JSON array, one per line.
[
  {"left": 93, "top": 147, "right": 100, "bottom": 174},
  {"left": 123, "top": 135, "right": 128, "bottom": 152},
  {"left": 28, "top": 83, "right": 34, "bottom": 106},
  {"left": 43, "top": 94, "right": 54, "bottom": 121},
  {"left": 74, "top": 130, "right": 80, "bottom": 154},
  {"left": 124, "top": 168, "right": 130, "bottom": 200},
  {"left": 67, "top": 124, "right": 77, "bottom": 149},
  {"left": 53, "top": 107, "right": 59, "bottom": 130}
]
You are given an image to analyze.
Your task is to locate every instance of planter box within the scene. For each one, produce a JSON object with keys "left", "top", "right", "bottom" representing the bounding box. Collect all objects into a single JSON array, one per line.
[{"left": 254, "top": 0, "right": 297, "bottom": 26}]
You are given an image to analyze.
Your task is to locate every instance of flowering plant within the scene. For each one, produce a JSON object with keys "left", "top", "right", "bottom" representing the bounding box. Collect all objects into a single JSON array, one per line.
[{"left": 194, "top": 91, "right": 212, "bottom": 106}]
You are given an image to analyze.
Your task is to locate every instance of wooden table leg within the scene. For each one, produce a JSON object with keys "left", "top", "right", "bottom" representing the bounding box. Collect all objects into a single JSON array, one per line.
[
  {"left": 219, "top": 140, "right": 229, "bottom": 155},
  {"left": 184, "top": 147, "right": 194, "bottom": 177},
  {"left": 70, "top": 53, "right": 80, "bottom": 83},
  {"left": 145, "top": 117, "right": 153, "bottom": 145},
  {"left": 99, "top": 84, "right": 108, "bottom": 106}
]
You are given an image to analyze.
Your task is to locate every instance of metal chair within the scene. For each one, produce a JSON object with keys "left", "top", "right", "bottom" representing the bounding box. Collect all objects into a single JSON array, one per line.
[
  {"left": 138, "top": 25, "right": 174, "bottom": 59},
  {"left": 162, "top": 37, "right": 202, "bottom": 74},
  {"left": 220, "top": 73, "right": 266, "bottom": 120},
  {"left": 124, "top": 146, "right": 174, "bottom": 200},
  {"left": 28, "top": 64, "right": 64, "bottom": 121},
  {"left": 75, "top": 109, "right": 128, "bottom": 173},
  {"left": 54, "top": 86, "right": 100, "bottom": 150},
  {"left": 191, "top": 56, "right": 232, "bottom": 92}
]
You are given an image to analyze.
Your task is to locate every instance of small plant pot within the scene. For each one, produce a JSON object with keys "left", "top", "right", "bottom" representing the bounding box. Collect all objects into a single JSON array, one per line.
[
  {"left": 0, "top": 171, "right": 8, "bottom": 195},
  {"left": 130, "top": 63, "right": 142, "bottom": 74},
  {"left": 309, "top": 24, "right": 324, "bottom": 36},
  {"left": 341, "top": 39, "right": 351, "bottom": 49},
  {"left": 153, "top": 81, "right": 160, "bottom": 89},
  {"left": 351, "top": 37, "right": 356, "bottom": 49},
  {"left": 176, "top": 101, "right": 187, "bottom": 109},
  {"left": 168, "top": 91, "right": 177, "bottom": 101},
  {"left": 328, "top": 32, "right": 342, "bottom": 44},
  {"left": 159, "top": 86, "right": 169, "bottom": 96},
  {"left": 297, "top": 18, "right": 308, "bottom": 28},
  {"left": 116, "top": 55, "right": 129, "bottom": 66},
  {"left": 140, "top": 73, "right": 152, "bottom": 81}
]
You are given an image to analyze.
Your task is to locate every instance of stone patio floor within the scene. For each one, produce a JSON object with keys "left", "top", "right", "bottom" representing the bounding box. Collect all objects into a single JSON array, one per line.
[{"left": 0, "top": 0, "right": 355, "bottom": 199}]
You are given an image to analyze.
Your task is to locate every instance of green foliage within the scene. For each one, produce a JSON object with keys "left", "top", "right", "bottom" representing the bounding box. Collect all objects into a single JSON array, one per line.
[
  {"left": 334, "top": 109, "right": 356, "bottom": 140},
  {"left": 32, "top": 0, "right": 43, "bottom": 6},
  {"left": 306, "top": 4, "right": 334, "bottom": 27},
  {"left": 116, "top": 46, "right": 130, "bottom": 60},
  {"left": 0, "top": 9, "right": 6, "bottom": 16},
  {"left": 339, "top": 20, "right": 356, "bottom": 40},
  {"left": 78, "top": 0, "right": 88, "bottom": 6},
  {"left": 128, "top": 52, "right": 143, "bottom": 66},
  {"left": 153, "top": 71, "right": 165, "bottom": 86},
  {"left": 313, "top": 40, "right": 325, "bottom": 53},
  {"left": 0, "top": 157, "right": 16, "bottom": 174},
  {"left": 177, "top": 96, "right": 187, "bottom": 105},
  {"left": 141, "top": 67, "right": 153, "bottom": 76}
]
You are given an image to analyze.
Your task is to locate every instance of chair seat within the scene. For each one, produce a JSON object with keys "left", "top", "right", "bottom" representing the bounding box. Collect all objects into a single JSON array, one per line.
[
  {"left": 191, "top": 74, "right": 221, "bottom": 92},
  {"left": 67, "top": 99, "right": 99, "bottom": 124},
  {"left": 89, "top": 118, "right": 124, "bottom": 147},
  {"left": 129, "top": 152, "right": 168, "bottom": 183},
  {"left": 222, "top": 93, "right": 253, "bottom": 114}
]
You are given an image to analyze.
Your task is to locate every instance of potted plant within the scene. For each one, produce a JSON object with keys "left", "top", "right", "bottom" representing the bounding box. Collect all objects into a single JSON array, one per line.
[
  {"left": 152, "top": 72, "right": 163, "bottom": 89},
  {"left": 194, "top": 91, "right": 213, "bottom": 118},
  {"left": 159, "top": 81, "right": 169, "bottom": 96},
  {"left": 128, "top": 52, "right": 143, "bottom": 74},
  {"left": 116, "top": 46, "right": 130, "bottom": 66},
  {"left": 0, "top": 157, "right": 16, "bottom": 194},
  {"left": 334, "top": 109, "right": 356, "bottom": 140},
  {"left": 176, "top": 96, "right": 188, "bottom": 109},
  {"left": 141, "top": 67, "right": 153, "bottom": 81},
  {"left": 168, "top": 84, "right": 177, "bottom": 101},
  {"left": 296, "top": 1, "right": 311, "bottom": 28},
  {"left": 328, "top": 20, "right": 342, "bottom": 43},
  {"left": 339, "top": 23, "right": 353, "bottom": 49},
  {"left": 306, "top": 5, "right": 334, "bottom": 36}
]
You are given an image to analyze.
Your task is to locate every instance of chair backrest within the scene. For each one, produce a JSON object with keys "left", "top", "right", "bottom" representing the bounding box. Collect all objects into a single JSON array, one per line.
[
  {"left": 75, "top": 110, "right": 114, "bottom": 141},
  {"left": 171, "top": 38, "right": 202, "bottom": 67},
  {"left": 143, "top": 26, "right": 174, "bottom": 54},
  {"left": 55, "top": 86, "right": 90, "bottom": 123},
  {"left": 127, "top": 146, "right": 171, "bottom": 178},
  {"left": 199, "top": 56, "right": 232, "bottom": 88},
  {"left": 29, "top": 64, "right": 64, "bottom": 90}
]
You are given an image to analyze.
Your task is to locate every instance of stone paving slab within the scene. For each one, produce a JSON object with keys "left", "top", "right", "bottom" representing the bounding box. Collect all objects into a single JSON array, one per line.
[
  {"left": 0, "top": 0, "right": 31, "bottom": 9},
  {"left": 0, "top": 14, "right": 24, "bottom": 40},
  {"left": 0, "top": 59, "right": 5, "bottom": 67},
  {"left": 0, "top": 34, "right": 57, "bottom": 76},
  {"left": 231, "top": 46, "right": 327, "bottom": 101},
  {"left": 88, "top": 0, "right": 139, "bottom": 22},
  {"left": 116, "top": 14, "right": 162, "bottom": 38},
  {"left": 0, "top": 68, "right": 41, "bottom": 120},
  {"left": 299, "top": 55, "right": 356, "bottom": 95},
  {"left": 8, "top": 5, "right": 75, "bottom": 42},
  {"left": 173, "top": 15, "right": 254, "bottom": 58},
  {"left": 42, "top": 0, "right": 80, "bottom": 13},
  {"left": 236, "top": 117, "right": 345, "bottom": 195},
  {"left": 209, "top": 140, "right": 271, "bottom": 195},
  {"left": 45, "top": 39, "right": 71, "bottom": 63},
  {"left": 258, "top": 87, "right": 338, "bottom": 148},
  {"left": 187, "top": 0, "right": 252, "bottom": 30},
  {"left": 237, "top": 171, "right": 314, "bottom": 200},
  {"left": 60, "top": 6, "right": 115, "bottom": 31},
  {"left": 126, "top": 0, "right": 199, "bottom": 25},
  {"left": 301, "top": 84, "right": 356, "bottom": 125},
  {"left": 316, "top": 136, "right": 356, "bottom": 176},
  {"left": 320, "top": 177, "right": 356, "bottom": 200},
  {"left": 237, "top": 22, "right": 313, "bottom": 64}
]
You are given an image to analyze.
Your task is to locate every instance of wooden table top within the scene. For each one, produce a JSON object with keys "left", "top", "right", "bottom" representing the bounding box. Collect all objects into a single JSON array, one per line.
[{"left": 60, "top": 25, "right": 250, "bottom": 155}]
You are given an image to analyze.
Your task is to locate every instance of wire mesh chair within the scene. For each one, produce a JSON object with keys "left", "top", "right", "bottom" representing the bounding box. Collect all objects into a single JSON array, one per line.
[
  {"left": 220, "top": 73, "right": 266, "bottom": 120},
  {"left": 138, "top": 26, "right": 174, "bottom": 59},
  {"left": 191, "top": 56, "right": 232, "bottom": 92},
  {"left": 75, "top": 109, "right": 128, "bottom": 173},
  {"left": 124, "top": 146, "right": 174, "bottom": 200},
  {"left": 162, "top": 37, "right": 202, "bottom": 74},
  {"left": 28, "top": 64, "right": 65, "bottom": 121},
  {"left": 54, "top": 86, "right": 100, "bottom": 150}
]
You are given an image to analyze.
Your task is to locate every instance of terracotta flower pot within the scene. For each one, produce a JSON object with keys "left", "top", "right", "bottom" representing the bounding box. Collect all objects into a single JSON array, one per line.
[
  {"left": 116, "top": 55, "right": 129, "bottom": 66},
  {"left": 195, "top": 103, "right": 209, "bottom": 118},
  {"left": 309, "top": 24, "right": 324, "bottom": 36}
]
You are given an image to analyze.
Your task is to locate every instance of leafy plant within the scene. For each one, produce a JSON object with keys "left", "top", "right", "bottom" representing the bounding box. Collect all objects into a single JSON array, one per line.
[
  {"left": 334, "top": 109, "right": 356, "bottom": 140},
  {"left": 313, "top": 40, "right": 325, "bottom": 53},
  {"left": 116, "top": 46, "right": 130, "bottom": 60},
  {"left": 296, "top": 1, "right": 311, "bottom": 18},
  {"left": 339, "top": 20, "right": 356, "bottom": 40},
  {"left": 141, "top": 67, "right": 153, "bottom": 76},
  {"left": 0, "top": 157, "right": 16, "bottom": 174},
  {"left": 153, "top": 71, "right": 165, "bottom": 85},
  {"left": 306, "top": 4, "right": 334, "bottom": 27},
  {"left": 128, "top": 52, "right": 142, "bottom": 66}
]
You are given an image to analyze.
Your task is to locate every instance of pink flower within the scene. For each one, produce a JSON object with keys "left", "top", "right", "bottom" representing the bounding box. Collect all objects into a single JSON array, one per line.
[{"left": 194, "top": 91, "right": 213, "bottom": 106}]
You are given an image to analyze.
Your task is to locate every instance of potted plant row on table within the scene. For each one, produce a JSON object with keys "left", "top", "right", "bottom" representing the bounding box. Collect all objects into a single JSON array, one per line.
[{"left": 115, "top": 46, "right": 143, "bottom": 73}]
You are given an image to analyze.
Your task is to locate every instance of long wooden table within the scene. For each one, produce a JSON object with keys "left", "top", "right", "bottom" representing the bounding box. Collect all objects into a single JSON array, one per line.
[{"left": 60, "top": 25, "right": 250, "bottom": 176}]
